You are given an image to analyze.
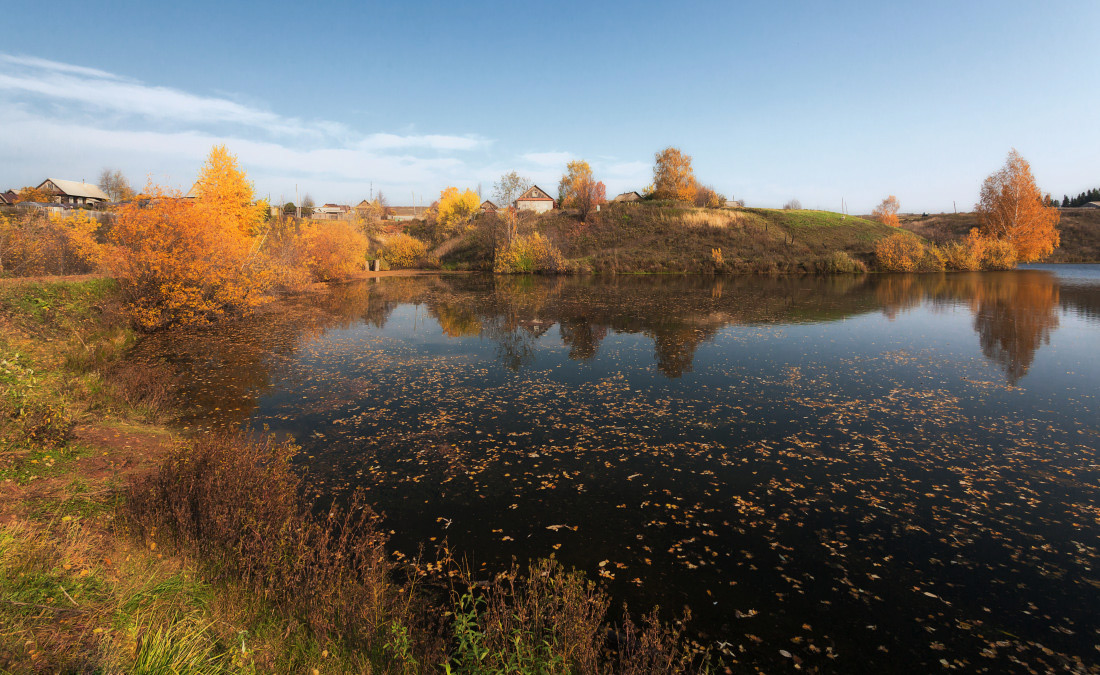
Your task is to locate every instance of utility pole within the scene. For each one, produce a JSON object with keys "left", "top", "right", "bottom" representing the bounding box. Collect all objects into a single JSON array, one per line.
[
  {"left": 370, "top": 182, "right": 373, "bottom": 201},
  {"left": 295, "top": 184, "right": 300, "bottom": 219}
]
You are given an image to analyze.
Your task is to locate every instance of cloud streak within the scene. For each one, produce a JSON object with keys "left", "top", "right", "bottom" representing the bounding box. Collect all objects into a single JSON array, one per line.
[{"left": 0, "top": 53, "right": 647, "bottom": 202}]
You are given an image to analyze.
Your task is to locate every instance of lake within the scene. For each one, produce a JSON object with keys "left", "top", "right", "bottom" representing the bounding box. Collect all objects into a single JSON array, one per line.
[{"left": 136, "top": 266, "right": 1100, "bottom": 673}]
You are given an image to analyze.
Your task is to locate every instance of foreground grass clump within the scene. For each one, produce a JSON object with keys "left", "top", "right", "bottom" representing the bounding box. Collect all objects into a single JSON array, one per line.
[{"left": 125, "top": 432, "right": 448, "bottom": 670}]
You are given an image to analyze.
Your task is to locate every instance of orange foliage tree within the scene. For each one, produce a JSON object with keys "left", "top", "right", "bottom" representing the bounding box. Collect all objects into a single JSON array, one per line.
[
  {"left": 103, "top": 187, "right": 268, "bottom": 330},
  {"left": 872, "top": 195, "right": 901, "bottom": 227},
  {"left": 17, "top": 186, "right": 51, "bottom": 203},
  {"left": 192, "top": 145, "right": 267, "bottom": 236},
  {"left": 103, "top": 145, "right": 270, "bottom": 329},
  {"left": 975, "top": 149, "right": 1060, "bottom": 263},
  {"left": 652, "top": 147, "right": 698, "bottom": 202},
  {"left": 557, "top": 160, "right": 606, "bottom": 222}
]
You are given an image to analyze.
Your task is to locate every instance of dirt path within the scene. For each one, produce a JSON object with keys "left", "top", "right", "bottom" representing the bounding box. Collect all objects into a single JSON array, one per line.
[{"left": 0, "top": 422, "right": 180, "bottom": 522}]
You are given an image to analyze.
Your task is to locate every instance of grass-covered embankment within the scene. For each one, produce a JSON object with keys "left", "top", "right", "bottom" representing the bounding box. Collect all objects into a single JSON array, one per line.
[
  {"left": 442, "top": 202, "right": 899, "bottom": 274},
  {"left": 0, "top": 279, "right": 705, "bottom": 673}
]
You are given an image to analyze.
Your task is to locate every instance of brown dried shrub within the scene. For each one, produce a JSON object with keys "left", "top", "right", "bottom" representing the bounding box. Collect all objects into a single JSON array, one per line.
[{"left": 125, "top": 433, "right": 447, "bottom": 666}]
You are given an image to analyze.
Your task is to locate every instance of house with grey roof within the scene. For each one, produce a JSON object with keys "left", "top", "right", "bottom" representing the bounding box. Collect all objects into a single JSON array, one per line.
[{"left": 35, "top": 179, "right": 110, "bottom": 206}]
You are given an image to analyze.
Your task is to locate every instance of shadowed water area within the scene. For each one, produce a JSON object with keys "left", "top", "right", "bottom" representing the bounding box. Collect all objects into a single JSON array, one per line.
[{"left": 134, "top": 266, "right": 1100, "bottom": 673}]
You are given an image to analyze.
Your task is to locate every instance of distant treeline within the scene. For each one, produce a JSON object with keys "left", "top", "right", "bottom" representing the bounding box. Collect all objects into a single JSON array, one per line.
[{"left": 1062, "top": 188, "right": 1100, "bottom": 207}]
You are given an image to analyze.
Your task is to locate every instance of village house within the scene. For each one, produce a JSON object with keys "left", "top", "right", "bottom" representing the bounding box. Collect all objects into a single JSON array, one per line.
[
  {"left": 1081, "top": 202, "right": 1100, "bottom": 209},
  {"left": 515, "top": 185, "right": 555, "bottom": 213},
  {"left": 35, "top": 179, "right": 110, "bottom": 206},
  {"left": 312, "top": 203, "right": 352, "bottom": 220},
  {"left": 611, "top": 191, "right": 642, "bottom": 203},
  {"left": 0, "top": 190, "right": 19, "bottom": 205},
  {"left": 479, "top": 199, "right": 498, "bottom": 213},
  {"left": 387, "top": 206, "right": 425, "bottom": 221}
]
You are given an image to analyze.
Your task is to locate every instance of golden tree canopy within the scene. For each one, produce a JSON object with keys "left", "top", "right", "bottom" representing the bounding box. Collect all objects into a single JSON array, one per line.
[
  {"left": 975, "top": 149, "right": 1060, "bottom": 263},
  {"left": 872, "top": 195, "right": 901, "bottom": 227},
  {"left": 652, "top": 147, "right": 698, "bottom": 202},
  {"left": 193, "top": 145, "right": 265, "bottom": 235},
  {"left": 437, "top": 187, "right": 481, "bottom": 233}
]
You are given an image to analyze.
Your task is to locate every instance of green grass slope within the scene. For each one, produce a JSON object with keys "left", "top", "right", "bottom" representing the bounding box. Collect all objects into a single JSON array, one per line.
[{"left": 537, "top": 203, "right": 898, "bottom": 274}]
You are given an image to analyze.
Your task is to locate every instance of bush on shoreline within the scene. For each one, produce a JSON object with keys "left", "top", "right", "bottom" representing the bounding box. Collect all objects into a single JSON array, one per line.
[{"left": 493, "top": 233, "right": 566, "bottom": 273}]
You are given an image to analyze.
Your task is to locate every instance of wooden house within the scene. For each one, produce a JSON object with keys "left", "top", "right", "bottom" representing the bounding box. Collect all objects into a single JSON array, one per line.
[
  {"left": 35, "top": 179, "right": 109, "bottom": 206},
  {"left": 480, "top": 200, "right": 498, "bottom": 213},
  {"left": 387, "top": 206, "right": 424, "bottom": 221},
  {"left": 0, "top": 190, "right": 18, "bottom": 205},
  {"left": 612, "top": 191, "right": 642, "bottom": 203},
  {"left": 515, "top": 185, "right": 555, "bottom": 213}
]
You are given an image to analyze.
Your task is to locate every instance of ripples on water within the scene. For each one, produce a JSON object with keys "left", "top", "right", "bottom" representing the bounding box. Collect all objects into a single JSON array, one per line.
[{"left": 135, "top": 267, "right": 1100, "bottom": 673}]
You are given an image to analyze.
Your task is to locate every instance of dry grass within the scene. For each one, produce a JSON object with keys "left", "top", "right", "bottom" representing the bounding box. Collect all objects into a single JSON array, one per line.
[{"left": 124, "top": 432, "right": 449, "bottom": 670}]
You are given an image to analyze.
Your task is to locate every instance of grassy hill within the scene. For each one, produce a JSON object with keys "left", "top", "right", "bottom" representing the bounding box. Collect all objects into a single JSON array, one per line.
[
  {"left": 899, "top": 209, "right": 1100, "bottom": 263},
  {"left": 442, "top": 203, "right": 901, "bottom": 274}
]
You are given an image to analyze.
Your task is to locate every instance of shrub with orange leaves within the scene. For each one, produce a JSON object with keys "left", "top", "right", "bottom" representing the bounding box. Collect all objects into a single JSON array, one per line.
[
  {"left": 0, "top": 209, "right": 104, "bottom": 276},
  {"left": 980, "top": 237, "right": 1018, "bottom": 270},
  {"left": 975, "top": 149, "right": 1060, "bottom": 262},
  {"left": 872, "top": 195, "right": 901, "bottom": 227},
  {"left": 102, "top": 188, "right": 268, "bottom": 330},
  {"left": 300, "top": 221, "right": 368, "bottom": 281},
  {"left": 942, "top": 229, "right": 987, "bottom": 271},
  {"left": 493, "top": 232, "right": 565, "bottom": 273},
  {"left": 875, "top": 233, "right": 944, "bottom": 272},
  {"left": 381, "top": 233, "right": 428, "bottom": 269}
]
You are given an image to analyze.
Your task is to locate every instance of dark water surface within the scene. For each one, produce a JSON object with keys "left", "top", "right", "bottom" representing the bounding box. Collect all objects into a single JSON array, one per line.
[{"left": 137, "top": 267, "right": 1100, "bottom": 673}]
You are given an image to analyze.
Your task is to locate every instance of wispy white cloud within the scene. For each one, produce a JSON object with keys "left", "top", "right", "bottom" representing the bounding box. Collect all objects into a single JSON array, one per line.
[
  {"left": 0, "top": 54, "right": 125, "bottom": 80},
  {"left": 0, "top": 53, "right": 643, "bottom": 203},
  {"left": 357, "top": 133, "right": 488, "bottom": 152}
]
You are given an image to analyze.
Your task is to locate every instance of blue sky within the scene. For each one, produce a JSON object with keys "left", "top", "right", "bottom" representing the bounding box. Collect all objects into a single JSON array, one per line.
[{"left": 1, "top": 1, "right": 1097, "bottom": 211}]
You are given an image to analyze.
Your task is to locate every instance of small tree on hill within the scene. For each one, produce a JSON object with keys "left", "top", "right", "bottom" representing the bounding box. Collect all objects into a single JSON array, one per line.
[
  {"left": 493, "top": 171, "right": 532, "bottom": 208},
  {"left": 652, "top": 147, "right": 698, "bottom": 202},
  {"left": 98, "top": 168, "right": 135, "bottom": 202},
  {"left": 975, "top": 149, "right": 1060, "bottom": 263},
  {"left": 557, "top": 160, "right": 606, "bottom": 222},
  {"left": 872, "top": 195, "right": 901, "bottom": 227},
  {"left": 783, "top": 199, "right": 801, "bottom": 210},
  {"left": 437, "top": 187, "right": 480, "bottom": 235}
]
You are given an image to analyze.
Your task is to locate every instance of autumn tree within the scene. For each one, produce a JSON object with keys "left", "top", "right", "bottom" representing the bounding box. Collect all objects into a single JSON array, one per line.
[
  {"left": 693, "top": 185, "right": 726, "bottom": 209},
  {"left": 300, "top": 194, "right": 315, "bottom": 218},
  {"left": 493, "top": 171, "right": 532, "bottom": 207},
  {"left": 783, "top": 199, "right": 802, "bottom": 210},
  {"left": 975, "top": 149, "right": 1060, "bottom": 263},
  {"left": 436, "top": 187, "right": 481, "bottom": 235},
  {"left": 652, "top": 147, "right": 698, "bottom": 202},
  {"left": 17, "top": 186, "right": 51, "bottom": 203},
  {"left": 557, "top": 160, "right": 606, "bottom": 222},
  {"left": 192, "top": 145, "right": 266, "bottom": 235},
  {"left": 98, "top": 168, "right": 134, "bottom": 202},
  {"left": 872, "top": 195, "right": 901, "bottom": 227}
]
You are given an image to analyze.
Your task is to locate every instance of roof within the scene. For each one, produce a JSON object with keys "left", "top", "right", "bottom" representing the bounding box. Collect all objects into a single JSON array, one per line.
[
  {"left": 389, "top": 206, "right": 424, "bottom": 217},
  {"left": 517, "top": 185, "right": 553, "bottom": 201},
  {"left": 480, "top": 200, "right": 498, "bottom": 209},
  {"left": 612, "top": 191, "right": 642, "bottom": 202},
  {"left": 1082, "top": 201, "right": 1100, "bottom": 208},
  {"left": 38, "top": 179, "right": 109, "bottom": 201}
]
